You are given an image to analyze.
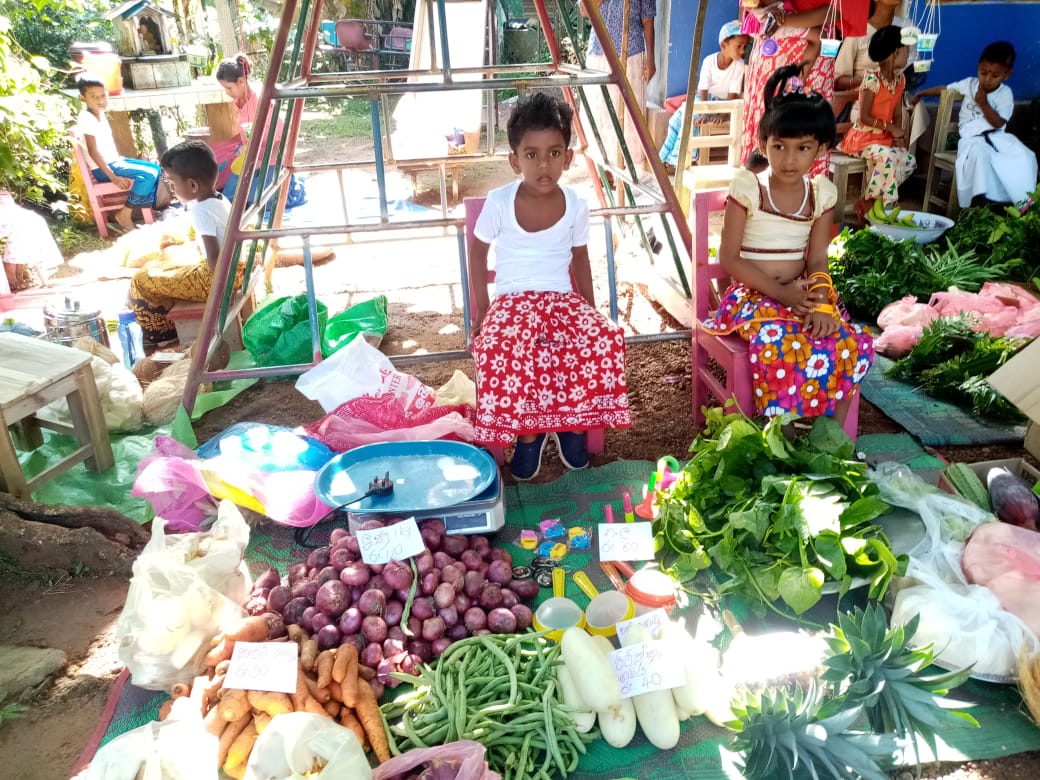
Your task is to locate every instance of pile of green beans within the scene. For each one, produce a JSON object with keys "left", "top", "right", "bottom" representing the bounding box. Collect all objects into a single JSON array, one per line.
[{"left": 380, "top": 632, "right": 598, "bottom": 780}]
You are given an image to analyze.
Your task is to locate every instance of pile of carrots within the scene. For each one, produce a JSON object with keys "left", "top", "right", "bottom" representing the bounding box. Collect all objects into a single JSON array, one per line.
[{"left": 159, "top": 615, "right": 390, "bottom": 778}]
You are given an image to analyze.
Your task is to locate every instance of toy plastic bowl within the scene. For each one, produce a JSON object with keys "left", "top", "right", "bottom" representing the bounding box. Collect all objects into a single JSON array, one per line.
[
  {"left": 820, "top": 38, "right": 841, "bottom": 58},
  {"left": 913, "top": 59, "right": 932, "bottom": 73},
  {"left": 867, "top": 209, "right": 955, "bottom": 244}
]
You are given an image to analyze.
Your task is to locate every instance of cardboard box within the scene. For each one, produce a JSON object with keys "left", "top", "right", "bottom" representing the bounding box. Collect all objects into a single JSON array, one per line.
[
  {"left": 988, "top": 337, "right": 1040, "bottom": 458},
  {"left": 1026, "top": 421, "right": 1040, "bottom": 461},
  {"left": 646, "top": 104, "right": 671, "bottom": 149},
  {"left": 966, "top": 458, "right": 1040, "bottom": 489}
]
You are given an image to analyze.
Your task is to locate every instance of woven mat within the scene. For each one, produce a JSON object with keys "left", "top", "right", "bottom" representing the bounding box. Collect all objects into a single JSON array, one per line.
[
  {"left": 859, "top": 355, "right": 1027, "bottom": 446},
  {"left": 85, "top": 462, "right": 1040, "bottom": 777}
]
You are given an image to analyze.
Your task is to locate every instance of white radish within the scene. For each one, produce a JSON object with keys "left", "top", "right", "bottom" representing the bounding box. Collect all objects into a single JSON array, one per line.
[
  {"left": 556, "top": 666, "right": 596, "bottom": 733},
  {"left": 589, "top": 635, "right": 637, "bottom": 748},
  {"left": 622, "top": 625, "right": 681, "bottom": 750},
  {"left": 659, "top": 619, "right": 723, "bottom": 717},
  {"left": 560, "top": 627, "right": 622, "bottom": 714}
]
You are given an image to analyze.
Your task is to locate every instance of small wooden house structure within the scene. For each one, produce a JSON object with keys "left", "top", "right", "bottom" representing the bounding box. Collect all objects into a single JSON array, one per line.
[{"left": 106, "top": 0, "right": 179, "bottom": 57}]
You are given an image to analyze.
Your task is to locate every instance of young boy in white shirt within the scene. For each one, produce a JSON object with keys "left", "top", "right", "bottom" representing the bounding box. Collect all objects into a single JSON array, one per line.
[
  {"left": 911, "top": 41, "right": 1038, "bottom": 207},
  {"left": 659, "top": 21, "right": 749, "bottom": 170},
  {"left": 75, "top": 77, "right": 163, "bottom": 233}
]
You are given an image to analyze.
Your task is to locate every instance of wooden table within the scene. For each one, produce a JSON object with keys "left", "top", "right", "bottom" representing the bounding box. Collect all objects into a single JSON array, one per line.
[
  {"left": 73, "top": 80, "right": 237, "bottom": 158},
  {"left": 0, "top": 333, "right": 114, "bottom": 499}
]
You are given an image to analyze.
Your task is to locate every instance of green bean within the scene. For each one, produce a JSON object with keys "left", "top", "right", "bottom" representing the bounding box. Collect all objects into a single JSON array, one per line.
[
  {"left": 400, "top": 557, "right": 419, "bottom": 636},
  {"left": 541, "top": 682, "right": 567, "bottom": 774}
]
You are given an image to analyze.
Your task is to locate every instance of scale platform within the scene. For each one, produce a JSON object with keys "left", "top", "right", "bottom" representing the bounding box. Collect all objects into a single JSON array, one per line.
[{"left": 348, "top": 469, "right": 506, "bottom": 535}]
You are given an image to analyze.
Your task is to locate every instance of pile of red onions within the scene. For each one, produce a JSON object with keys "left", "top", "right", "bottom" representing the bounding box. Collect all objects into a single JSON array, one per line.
[{"left": 247, "top": 519, "right": 539, "bottom": 689}]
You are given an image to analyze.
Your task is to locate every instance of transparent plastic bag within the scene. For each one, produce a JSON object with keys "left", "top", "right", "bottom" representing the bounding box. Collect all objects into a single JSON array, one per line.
[
  {"left": 115, "top": 504, "right": 250, "bottom": 690},
  {"left": 371, "top": 741, "right": 502, "bottom": 780},
  {"left": 75, "top": 697, "right": 218, "bottom": 780},
  {"left": 243, "top": 713, "right": 372, "bottom": 780}
]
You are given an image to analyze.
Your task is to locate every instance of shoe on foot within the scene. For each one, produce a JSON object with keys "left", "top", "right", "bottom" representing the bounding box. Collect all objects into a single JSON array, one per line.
[
  {"left": 552, "top": 431, "right": 589, "bottom": 470},
  {"left": 510, "top": 433, "right": 548, "bottom": 481}
]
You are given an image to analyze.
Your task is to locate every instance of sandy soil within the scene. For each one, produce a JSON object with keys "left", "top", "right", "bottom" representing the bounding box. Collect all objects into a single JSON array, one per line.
[{"left": 1, "top": 146, "right": 1038, "bottom": 779}]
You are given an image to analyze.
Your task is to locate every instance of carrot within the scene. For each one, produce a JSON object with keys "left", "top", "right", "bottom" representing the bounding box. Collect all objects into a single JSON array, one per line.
[
  {"left": 328, "top": 680, "right": 343, "bottom": 703},
  {"left": 246, "top": 689, "right": 292, "bottom": 717},
  {"left": 218, "top": 712, "right": 251, "bottom": 767},
  {"left": 204, "top": 636, "right": 232, "bottom": 668},
  {"left": 203, "top": 673, "right": 226, "bottom": 703},
  {"left": 340, "top": 649, "right": 359, "bottom": 709},
  {"left": 223, "top": 762, "right": 246, "bottom": 780},
  {"left": 339, "top": 708, "right": 367, "bottom": 750},
  {"left": 300, "top": 639, "right": 319, "bottom": 672},
  {"left": 254, "top": 711, "right": 272, "bottom": 734},
  {"left": 218, "top": 689, "right": 251, "bottom": 722},
  {"left": 357, "top": 663, "right": 375, "bottom": 681},
  {"left": 287, "top": 624, "right": 308, "bottom": 645},
  {"left": 203, "top": 706, "right": 226, "bottom": 737},
  {"left": 169, "top": 683, "right": 190, "bottom": 700},
  {"left": 158, "top": 700, "right": 173, "bottom": 721},
  {"left": 355, "top": 670, "right": 391, "bottom": 762},
  {"left": 225, "top": 615, "right": 272, "bottom": 643},
  {"left": 316, "top": 649, "right": 336, "bottom": 689},
  {"left": 332, "top": 644, "right": 354, "bottom": 684},
  {"left": 215, "top": 659, "right": 232, "bottom": 677},
  {"left": 224, "top": 721, "right": 258, "bottom": 771},
  {"left": 303, "top": 673, "right": 331, "bottom": 704},
  {"left": 292, "top": 668, "right": 326, "bottom": 716},
  {"left": 324, "top": 699, "right": 341, "bottom": 718}
]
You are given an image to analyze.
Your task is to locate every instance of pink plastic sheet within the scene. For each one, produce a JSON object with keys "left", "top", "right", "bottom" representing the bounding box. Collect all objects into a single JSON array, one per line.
[{"left": 371, "top": 741, "right": 501, "bottom": 780}]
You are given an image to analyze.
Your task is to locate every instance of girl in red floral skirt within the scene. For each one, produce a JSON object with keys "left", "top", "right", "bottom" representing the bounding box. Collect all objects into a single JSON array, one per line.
[
  {"left": 468, "top": 93, "right": 631, "bottom": 480},
  {"left": 705, "top": 64, "right": 874, "bottom": 427}
]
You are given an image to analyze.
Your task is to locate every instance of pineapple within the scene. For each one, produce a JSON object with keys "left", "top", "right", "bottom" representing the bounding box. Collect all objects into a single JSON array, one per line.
[
  {"left": 821, "top": 604, "right": 978, "bottom": 767},
  {"left": 730, "top": 682, "right": 898, "bottom": 779}
]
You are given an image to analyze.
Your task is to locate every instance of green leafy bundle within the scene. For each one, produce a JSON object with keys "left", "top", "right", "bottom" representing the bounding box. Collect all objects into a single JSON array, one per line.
[
  {"left": 886, "top": 316, "right": 1027, "bottom": 421},
  {"left": 653, "top": 409, "right": 906, "bottom": 617},
  {"left": 943, "top": 190, "right": 1040, "bottom": 282},
  {"left": 821, "top": 605, "right": 978, "bottom": 768}
]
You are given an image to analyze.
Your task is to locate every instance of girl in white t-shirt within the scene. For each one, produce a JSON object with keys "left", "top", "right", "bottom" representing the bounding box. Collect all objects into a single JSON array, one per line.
[
  {"left": 127, "top": 141, "right": 232, "bottom": 345},
  {"left": 469, "top": 93, "right": 630, "bottom": 480}
]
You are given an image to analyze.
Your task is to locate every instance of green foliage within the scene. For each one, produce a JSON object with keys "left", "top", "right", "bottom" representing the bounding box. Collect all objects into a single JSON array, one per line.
[
  {"left": 1, "top": 0, "right": 112, "bottom": 73},
  {"left": 0, "top": 699, "right": 28, "bottom": 729},
  {"left": 653, "top": 408, "right": 905, "bottom": 619},
  {"left": 0, "top": 15, "right": 72, "bottom": 204}
]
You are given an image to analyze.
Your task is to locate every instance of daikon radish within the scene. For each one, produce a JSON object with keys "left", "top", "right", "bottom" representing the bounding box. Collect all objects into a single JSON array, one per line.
[
  {"left": 589, "top": 635, "right": 637, "bottom": 748},
  {"left": 560, "top": 627, "right": 622, "bottom": 714},
  {"left": 556, "top": 666, "right": 596, "bottom": 733},
  {"left": 622, "top": 625, "right": 680, "bottom": 750}
]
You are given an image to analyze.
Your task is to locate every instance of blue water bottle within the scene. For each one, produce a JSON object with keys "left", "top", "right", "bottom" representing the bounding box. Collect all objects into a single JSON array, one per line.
[{"left": 117, "top": 311, "right": 145, "bottom": 369}]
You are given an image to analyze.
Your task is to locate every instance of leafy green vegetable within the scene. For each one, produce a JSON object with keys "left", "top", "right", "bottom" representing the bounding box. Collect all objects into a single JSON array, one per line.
[
  {"left": 653, "top": 409, "right": 906, "bottom": 618},
  {"left": 886, "top": 316, "right": 1027, "bottom": 421}
]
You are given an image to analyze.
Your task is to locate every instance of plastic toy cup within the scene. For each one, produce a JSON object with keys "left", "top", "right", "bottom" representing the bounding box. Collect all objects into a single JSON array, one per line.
[
  {"left": 901, "top": 26, "right": 920, "bottom": 45},
  {"left": 916, "top": 33, "right": 938, "bottom": 53},
  {"left": 614, "top": 561, "right": 679, "bottom": 615},
  {"left": 533, "top": 567, "right": 585, "bottom": 642},
  {"left": 573, "top": 571, "right": 635, "bottom": 637},
  {"left": 761, "top": 38, "right": 779, "bottom": 57},
  {"left": 820, "top": 38, "right": 841, "bottom": 58},
  {"left": 913, "top": 60, "right": 932, "bottom": 73}
]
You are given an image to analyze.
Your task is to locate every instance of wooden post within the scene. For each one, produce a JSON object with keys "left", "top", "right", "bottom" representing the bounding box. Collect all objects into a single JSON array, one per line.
[{"left": 214, "top": 0, "right": 242, "bottom": 58}]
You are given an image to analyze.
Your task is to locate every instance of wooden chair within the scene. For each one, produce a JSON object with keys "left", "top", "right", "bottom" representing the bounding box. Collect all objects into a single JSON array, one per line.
[
  {"left": 828, "top": 90, "right": 869, "bottom": 226},
  {"left": 71, "top": 136, "right": 155, "bottom": 239},
  {"left": 922, "top": 89, "right": 963, "bottom": 218},
  {"left": 689, "top": 189, "right": 860, "bottom": 437},
  {"left": 682, "top": 99, "right": 745, "bottom": 191},
  {"left": 462, "top": 197, "right": 605, "bottom": 465}
]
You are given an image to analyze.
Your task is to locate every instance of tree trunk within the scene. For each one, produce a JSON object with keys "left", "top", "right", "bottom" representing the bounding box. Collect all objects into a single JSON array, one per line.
[
  {"left": 0, "top": 493, "right": 149, "bottom": 550},
  {"left": 0, "top": 510, "right": 137, "bottom": 575}
]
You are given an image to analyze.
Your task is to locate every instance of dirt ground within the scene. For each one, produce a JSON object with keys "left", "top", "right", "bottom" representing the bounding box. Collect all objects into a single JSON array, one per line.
[{"left": 1, "top": 155, "right": 1039, "bottom": 778}]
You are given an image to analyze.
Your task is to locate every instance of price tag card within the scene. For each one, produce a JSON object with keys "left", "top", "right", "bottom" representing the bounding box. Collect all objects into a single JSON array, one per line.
[
  {"left": 223, "top": 641, "right": 298, "bottom": 694},
  {"left": 597, "top": 522, "right": 655, "bottom": 562},
  {"left": 615, "top": 608, "right": 669, "bottom": 645},
  {"left": 357, "top": 517, "right": 425, "bottom": 564},
  {"left": 608, "top": 641, "right": 685, "bottom": 699}
]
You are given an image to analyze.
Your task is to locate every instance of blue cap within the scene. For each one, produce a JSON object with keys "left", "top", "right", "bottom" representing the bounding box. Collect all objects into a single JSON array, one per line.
[
  {"left": 719, "top": 20, "right": 743, "bottom": 45},
  {"left": 118, "top": 311, "right": 137, "bottom": 324}
]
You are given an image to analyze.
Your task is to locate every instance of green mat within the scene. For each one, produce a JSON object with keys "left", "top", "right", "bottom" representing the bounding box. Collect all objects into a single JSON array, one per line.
[
  {"left": 859, "top": 355, "right": 1027, "bottom": 446},
  {"left": 855, "top": 432, "right": 946, "bottom": 487},
  {"left": 91, "top": 461, "right": 1040, "bottom": 776}
]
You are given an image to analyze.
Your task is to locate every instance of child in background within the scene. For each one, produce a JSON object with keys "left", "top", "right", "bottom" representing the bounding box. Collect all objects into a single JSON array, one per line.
[
  {"left": 742, "top": 0, "right": 824, "bottom": 76},
  {"left": 75, "top": 77, "right": 164, "bottom": 233},
  {"left": 912, "top": 41, "right": 1038, "bottom": 208},
  {"left": 127, "top": 141, "right": 232, "bottom": 345},
  {"left": 705, "top": 64, "right": 874, "bottom": 426},
  {"left": 841, "top": 26, "right": 915, "bottom": 217},
  {"left": 659, "top": 21, "right": 749, "bottom": 171},
  {"left": 469, "top": 93, "right": 630, "bottom": 480}
]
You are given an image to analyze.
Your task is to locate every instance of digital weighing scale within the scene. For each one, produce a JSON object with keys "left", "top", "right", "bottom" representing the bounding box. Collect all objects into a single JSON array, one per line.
[
  {"left": 314, "top": 441, "right": 506, "bottom": 536},
  {"left": 349, "top": 470, "right": 506, "bottom": 535}
]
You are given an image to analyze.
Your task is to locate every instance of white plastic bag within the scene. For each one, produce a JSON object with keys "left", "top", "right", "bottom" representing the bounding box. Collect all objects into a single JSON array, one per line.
[
  {"left": 435, "top": 369, "right": 477, "bottom": 408},
  {"left": 114, "top": 502, "right": 251, "bottom": 690},
  {"left": 75, "top": 697, "right": 218, "bottom": 780},
  {"left": 296, "top": 337, "right": 435, "bottom": 413},
  {"left": 243, "top": 713, "right": 372, "bottom": 780},
  {"left": 39, "top": 340, "right": 144, "bottom": 432}
]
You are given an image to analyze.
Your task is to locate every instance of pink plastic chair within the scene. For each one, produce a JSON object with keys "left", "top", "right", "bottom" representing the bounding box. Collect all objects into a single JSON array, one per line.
[
  {"left": 71, "top": 135, "right": 154, "bottom": 239},
  {"left": 690, "top": 189, "right": 860, "bottom": 438},
  {"left": 463, "top": 197, "right": 605, "bottom": 465}
]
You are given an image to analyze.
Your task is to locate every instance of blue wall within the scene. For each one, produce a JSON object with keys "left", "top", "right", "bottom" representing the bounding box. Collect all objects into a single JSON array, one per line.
[{"left": 665, "top": 1, "right": 1040, "bottom": 102}]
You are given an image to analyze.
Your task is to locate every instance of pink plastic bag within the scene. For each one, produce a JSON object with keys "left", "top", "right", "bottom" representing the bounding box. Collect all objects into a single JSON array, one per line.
[
  {"left": 301, "top": 392, "right": 475, "bottom": 452},
  {"left": 877, "top": 295, "right": 938, "bottom": 330},
  {"left": 371, "top": 741, "right": 501, "bottom": 780},
  {"left": 875, "top": 324, "right": 924, "bottom": 358},
  {"left": 132, "top": 437, "right": 218, "bottom": 532}
]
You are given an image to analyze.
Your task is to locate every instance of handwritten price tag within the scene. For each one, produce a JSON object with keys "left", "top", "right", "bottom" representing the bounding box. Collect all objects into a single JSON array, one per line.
[
  {"left": 608, "top": 640, "right": 685, "bottom": 699},
  {"left": 597, "top": 522, "right": 655, "bottom": 562},
  {"left": 223, "top": 641, "right": 299, "bottom": 694},
  {"left": 615, "top": 608, "right": 669, "bottom": 645},
  {"left": 357, "top": 517, "right": 425, "bottom": 564}
]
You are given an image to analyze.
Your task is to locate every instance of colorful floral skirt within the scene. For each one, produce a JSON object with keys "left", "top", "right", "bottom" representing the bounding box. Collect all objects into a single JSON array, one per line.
[
  {"left": 471, "top": 291, "right": 631, "bottom": 446},
  {"left": 703, "top": 283, "right": 874, "bottom": 418}
]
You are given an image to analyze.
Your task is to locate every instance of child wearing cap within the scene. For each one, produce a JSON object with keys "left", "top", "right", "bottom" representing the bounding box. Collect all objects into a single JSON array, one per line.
[{"left": 659, "top": 21, "right": 749, "bottom": 171}]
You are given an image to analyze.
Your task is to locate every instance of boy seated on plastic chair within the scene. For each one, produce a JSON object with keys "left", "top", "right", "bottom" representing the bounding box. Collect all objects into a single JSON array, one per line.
[{"left": 468, "top": 93, "right": 631, "bottom": 481}]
